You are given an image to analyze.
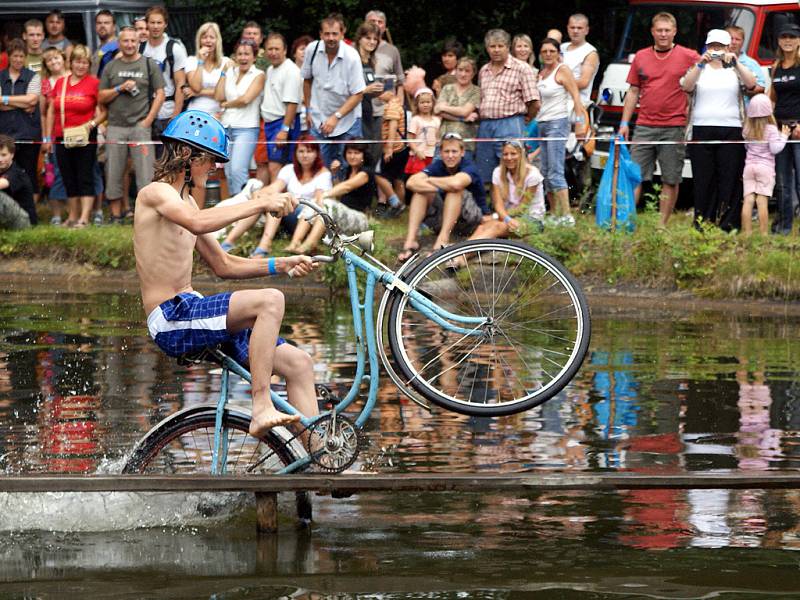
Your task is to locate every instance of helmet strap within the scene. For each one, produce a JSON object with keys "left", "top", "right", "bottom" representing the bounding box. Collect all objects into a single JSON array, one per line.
[{"left": 180, "top": 165, "right": 194, "bottom": 198}]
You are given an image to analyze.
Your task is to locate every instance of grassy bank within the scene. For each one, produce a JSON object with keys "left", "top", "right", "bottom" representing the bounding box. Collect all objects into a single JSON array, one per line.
[{"left": 2, "top": 208, "right": 800, "bottom": 299}]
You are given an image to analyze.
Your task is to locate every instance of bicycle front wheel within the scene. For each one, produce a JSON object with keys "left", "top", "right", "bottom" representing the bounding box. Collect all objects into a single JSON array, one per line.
[
  {"left": 122, "top": 406, "right": 302, "bottom": 474},
  {"left": 387, "top": 239, "right": 590, "bottom": 416}
]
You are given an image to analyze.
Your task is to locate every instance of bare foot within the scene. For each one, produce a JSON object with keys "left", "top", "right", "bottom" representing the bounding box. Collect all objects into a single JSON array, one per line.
[
  {"left": 284, "top": 243, "right": 300, "bottom": 254},
  {"left": 249, "top": 408, "right": 301, "bottom": 437}
]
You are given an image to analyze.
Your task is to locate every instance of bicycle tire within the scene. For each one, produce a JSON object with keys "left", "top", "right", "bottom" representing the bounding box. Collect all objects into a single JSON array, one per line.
[
  {"left": 122, "top": 406, "right": 303, "bottom": 475},
  {"left": 387, "top": 239, "right": 590, "bottom": 416}
]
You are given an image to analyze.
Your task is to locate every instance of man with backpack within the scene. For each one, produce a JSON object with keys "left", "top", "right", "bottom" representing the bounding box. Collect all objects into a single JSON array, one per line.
[
  {"left": 93, "top": 10, "right": 118, "bottom": 78},
  {"left": 99, "top": 27, "right": 165, "bottom": 221},
  {"left": 140, "top": 5, "right": 187, "bottom": 157}
]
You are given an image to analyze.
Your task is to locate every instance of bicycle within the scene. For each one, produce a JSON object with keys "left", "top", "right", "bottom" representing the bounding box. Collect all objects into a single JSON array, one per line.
[{"left": 123, "top": 200, "right": 591, "bottom": 480}]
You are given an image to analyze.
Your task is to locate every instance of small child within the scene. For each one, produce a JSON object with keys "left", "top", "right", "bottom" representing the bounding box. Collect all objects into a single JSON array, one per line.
[
  {"left": 741, "top": 94, "right": 789, "bottom": 236},
  {"left": 405, "top": 87, "right": 441, "bottom": 175}
]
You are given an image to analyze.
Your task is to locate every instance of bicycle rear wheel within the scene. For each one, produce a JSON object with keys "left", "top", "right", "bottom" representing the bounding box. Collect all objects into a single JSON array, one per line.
[
  {"left": 122, "top": 406, "right": 303, "bottom": 475},
  {"left": 387, "top": 239, "right": 590, "bottom": 416}
]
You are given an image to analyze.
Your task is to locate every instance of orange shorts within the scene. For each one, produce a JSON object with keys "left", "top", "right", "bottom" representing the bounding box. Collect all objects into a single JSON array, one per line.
[{"left": 253, "top": 120, "right": 268, "bottom": 164}]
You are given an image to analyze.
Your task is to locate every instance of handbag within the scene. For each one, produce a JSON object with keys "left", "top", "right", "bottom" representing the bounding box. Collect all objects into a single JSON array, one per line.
[{"left": 60, "top": 77, "right": 90, "bottom": 149}]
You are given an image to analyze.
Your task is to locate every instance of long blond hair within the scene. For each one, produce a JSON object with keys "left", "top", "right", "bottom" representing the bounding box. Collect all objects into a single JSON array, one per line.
[
  {"left": 498, "top": 141, "right": 528, "bottom": 202},
  {"left": 743, "top": 114, "right": 777, "bottom": 141},
  {"left": 194, "top": 22, "right": 224, "bottom": 69}
]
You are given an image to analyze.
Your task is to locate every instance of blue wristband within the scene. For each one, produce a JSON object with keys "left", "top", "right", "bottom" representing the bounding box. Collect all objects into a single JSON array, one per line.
[
  {"left": 268, "top": 256, "right": 277, "bottom": 276},
  {"left": 619, "top": 120, "right": 629, "bottom": 127},
  {"left": 2, "top": 96, "right": 8, "bottom": 106},
  {"left": 503, "top": 215, "right": 512, "bottom": 224}
]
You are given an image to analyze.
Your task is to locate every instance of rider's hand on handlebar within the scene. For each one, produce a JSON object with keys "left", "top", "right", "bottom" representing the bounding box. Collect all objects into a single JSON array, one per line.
[
  {"left": 255, "top": 190, "right": 297, "bottom": 218},
  {"left": 286, "top": 255, "right": 318, "bottom": 278}
]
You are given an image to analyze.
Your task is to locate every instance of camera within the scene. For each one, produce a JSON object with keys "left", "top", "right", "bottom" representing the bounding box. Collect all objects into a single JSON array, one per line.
[{"left": 709, "top": 50, "right": 725, "bottom": 60}]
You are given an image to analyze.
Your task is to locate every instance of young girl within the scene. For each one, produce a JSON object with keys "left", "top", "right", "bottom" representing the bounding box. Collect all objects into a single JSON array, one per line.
[
  {"left": 741, "top": 94, "right": 789, "bottom": 236},
  {"left": 405, "top": 87, "right": 440, "bottom": 174}
]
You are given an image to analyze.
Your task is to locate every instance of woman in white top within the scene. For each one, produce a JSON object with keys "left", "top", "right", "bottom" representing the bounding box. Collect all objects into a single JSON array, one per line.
[
  {"left": 680, "top": 29, "right": 756, "bottom": 229},
  {"left": 536, "top": 37, "right": 588, "bottom": 225},
  {"left": 185, "top": 22, "right": 229, "bottom": 117},
  {"left": 221, "top": 135, "right": 332, "bottom": 256},
  {"left": 215, "top": 38, "right": 265, "bottom": 195}
]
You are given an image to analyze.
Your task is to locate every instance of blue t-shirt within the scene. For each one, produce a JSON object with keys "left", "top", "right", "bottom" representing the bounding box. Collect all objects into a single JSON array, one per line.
[{"left": 423, "top": 157, "right": 489, "bottom": 214}]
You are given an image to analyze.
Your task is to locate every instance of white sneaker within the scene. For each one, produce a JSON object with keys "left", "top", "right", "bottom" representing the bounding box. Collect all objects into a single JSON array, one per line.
[{"left": 562, "top": 214, "right": 576, "bottom": 227}]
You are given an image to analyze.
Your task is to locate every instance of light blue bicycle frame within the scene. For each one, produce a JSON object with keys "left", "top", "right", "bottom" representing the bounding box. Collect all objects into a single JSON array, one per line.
[{"left": 209, "top": 246, "right": 487, "bottom": 475}]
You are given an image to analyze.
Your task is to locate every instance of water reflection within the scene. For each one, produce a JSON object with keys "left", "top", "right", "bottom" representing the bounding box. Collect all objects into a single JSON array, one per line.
[{"left": 2, "top": 488, "right": 800, "bottom": 596}]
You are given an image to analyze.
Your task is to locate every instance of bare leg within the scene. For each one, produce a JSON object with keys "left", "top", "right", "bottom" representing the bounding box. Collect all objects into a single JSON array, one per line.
[
  {"left": 256, "top": 163, "right": 270, "bottom": 184},
  {"left": 272, "top": 343, "right": 319, "bottom": 442},
  {"left": 224, "top": 212, "right": 262, "bottom": 246},
  {"left": 79, "top": 195, "right": 94, "bottom": 224},
  {"left": 659, "top": 183, "right": 679, "bottom": 226},
  {"left": 227, "top": 289, "right": 301, "bottom": 436},
  {"left": 741, "top": 193, "right": 755, "bottom": 236},
  {"left": 432, "top": 190, "right": 464, "bottom": 249},
  {"left": 393, "top": 179, "right": 406, "bottom": 203},
  {"left": 267, "top": 161, "right": 282, "bottom": 183},
  {"left": 67, "top": 197, "right": 80, "bottom": 224},
  {"left": 402, "top": 191, "right": 432, "bottom": 253},
  {"left": 375, "top": 175, "right": 394, "bottom": 205},
  {"left": 286, "top": 219, "right": 311, "bottom": 252},
  {"left": 256, "top": 215, "right": 281, "bottom": 253},
  {"left": 552, "top": 188, "right": 571, "bottom": 217},
  {"left": 755, "top": 194, "right": 769, "bottom": 236},
  {"left": 297, "top": 220, "right": 326, "bottom": 254},
  {"left": 106, "top": 197, "right": 122, "bottom": 219}
]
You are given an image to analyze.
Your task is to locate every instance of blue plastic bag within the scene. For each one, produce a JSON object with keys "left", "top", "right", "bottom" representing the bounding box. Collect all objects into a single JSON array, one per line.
[{"left": 595, "top": 136, "right": 641, "bottom": 231}]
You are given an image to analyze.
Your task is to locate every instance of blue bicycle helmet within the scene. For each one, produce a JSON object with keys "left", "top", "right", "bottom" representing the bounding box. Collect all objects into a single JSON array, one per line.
[{"left": 160, "top": 110, "right": 230, "bottom": 162}]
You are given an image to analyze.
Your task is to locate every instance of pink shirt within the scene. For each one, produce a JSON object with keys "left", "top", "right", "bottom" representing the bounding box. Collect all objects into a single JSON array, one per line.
[{"left": 744, "top": 124, "right": 788, "bottom": 170}]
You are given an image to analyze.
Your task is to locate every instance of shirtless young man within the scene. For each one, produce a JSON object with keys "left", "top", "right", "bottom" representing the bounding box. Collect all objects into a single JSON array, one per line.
[{"left": 134, "top": 110, "right": 319, "bottom": 437}]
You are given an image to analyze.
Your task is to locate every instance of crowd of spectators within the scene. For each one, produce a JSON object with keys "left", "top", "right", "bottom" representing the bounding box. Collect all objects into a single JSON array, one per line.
[{"left": 0, "top": 5, "right": 798, "bottom": 247}]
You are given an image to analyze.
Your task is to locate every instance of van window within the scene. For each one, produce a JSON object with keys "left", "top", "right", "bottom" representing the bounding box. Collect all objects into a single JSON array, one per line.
[
  {"left": 758, "top": 11, "right": 800, "bottom": 62},
  {"left": 617, "top": 4, "right": 755, "bottom": 60}
]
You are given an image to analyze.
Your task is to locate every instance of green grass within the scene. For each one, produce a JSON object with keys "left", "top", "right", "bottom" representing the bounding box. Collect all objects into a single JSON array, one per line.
[{"left": 4, "top": 207, "right": 800, "bottom": 300}]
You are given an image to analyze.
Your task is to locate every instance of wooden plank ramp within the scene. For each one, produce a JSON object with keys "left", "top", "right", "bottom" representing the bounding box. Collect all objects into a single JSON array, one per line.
[{"left": 2, "top": 472, "right": 798, "bottom": 533}]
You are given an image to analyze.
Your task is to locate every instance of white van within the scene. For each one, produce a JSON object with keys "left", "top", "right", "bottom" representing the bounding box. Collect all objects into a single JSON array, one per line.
[{"left": 592, "top": 0, "right": 800, "bottom": 176}]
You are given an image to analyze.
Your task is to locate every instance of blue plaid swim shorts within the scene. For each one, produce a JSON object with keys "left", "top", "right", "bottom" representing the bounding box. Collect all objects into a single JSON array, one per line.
[{"left": 147, "top": 291, "right": 285, "bottom": 366}]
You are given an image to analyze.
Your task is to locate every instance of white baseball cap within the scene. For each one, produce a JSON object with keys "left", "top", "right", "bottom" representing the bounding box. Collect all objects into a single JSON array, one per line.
[{"left": 705, "top": 29, "right": 731, "bottom": 46}]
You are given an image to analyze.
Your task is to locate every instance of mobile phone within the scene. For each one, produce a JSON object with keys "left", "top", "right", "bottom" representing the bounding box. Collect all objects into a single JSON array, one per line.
[{"left": 383, "top": 77, "right": 395, "bottom": 92}]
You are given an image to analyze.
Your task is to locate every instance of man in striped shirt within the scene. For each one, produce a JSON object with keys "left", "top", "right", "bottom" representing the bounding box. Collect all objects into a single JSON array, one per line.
[{"left": 476, "top": 29, "right": 540, "bottom": 184}]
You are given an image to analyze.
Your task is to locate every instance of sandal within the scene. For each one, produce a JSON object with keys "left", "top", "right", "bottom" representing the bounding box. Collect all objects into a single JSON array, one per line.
[
  {"left": 397, "top": 244, "right": 420, "bottom": 264},
  {"left": 249, "top": 246, "right": 269, "bottom": 258},
  {"left": 73, "top": 221, "right": 88, "bottom": 229}
]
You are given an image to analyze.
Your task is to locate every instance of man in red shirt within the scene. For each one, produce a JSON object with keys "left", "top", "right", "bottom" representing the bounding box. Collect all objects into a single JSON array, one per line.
[{"left": 619, "top": 12, "right": 699, "bottom": 226}]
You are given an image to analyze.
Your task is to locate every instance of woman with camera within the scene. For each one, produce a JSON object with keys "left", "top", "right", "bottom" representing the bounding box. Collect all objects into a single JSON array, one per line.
[
  {"left": 769, "top": 23, "right": 800, "bottom": 235},
  {"left": 681, "top": 29, "right": 756, "bottom": 230}
]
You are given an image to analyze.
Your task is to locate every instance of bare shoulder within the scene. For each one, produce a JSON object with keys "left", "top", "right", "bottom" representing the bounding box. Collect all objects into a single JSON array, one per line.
[{"left": 138, "top": 181, "right": 181, "bottom": 209}]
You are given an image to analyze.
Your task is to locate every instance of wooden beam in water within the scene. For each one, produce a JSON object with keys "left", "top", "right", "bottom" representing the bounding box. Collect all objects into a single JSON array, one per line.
[{"left": 0, "top": 472, "right": 799, "bottom": 493}]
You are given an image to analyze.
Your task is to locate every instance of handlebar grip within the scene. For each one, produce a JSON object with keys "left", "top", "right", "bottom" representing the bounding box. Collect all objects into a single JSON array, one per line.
[{"left": 287, "top": 255, "right": 335, "bottom": 278}]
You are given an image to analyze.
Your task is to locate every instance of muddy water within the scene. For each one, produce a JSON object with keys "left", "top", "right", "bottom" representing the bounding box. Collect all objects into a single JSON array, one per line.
[{"left": 1, "top": 281, "right": 800, "bottom": 598}]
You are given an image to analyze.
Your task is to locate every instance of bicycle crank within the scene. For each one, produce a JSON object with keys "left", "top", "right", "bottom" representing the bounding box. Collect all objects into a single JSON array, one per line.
[{"left": 306, "top": 413, "right": 361, "bottom": 473}]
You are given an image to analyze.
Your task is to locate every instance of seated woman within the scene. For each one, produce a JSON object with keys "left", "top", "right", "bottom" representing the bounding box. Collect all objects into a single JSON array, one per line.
[
  {"left": 287, "top": 141, "right": 375, "bottom": 254},
  {"left": 221, "top": 134, "right": 331, "bottom": 256},
  {"left": 457, "top": 140, "right": 544, "bottom": 256}
]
